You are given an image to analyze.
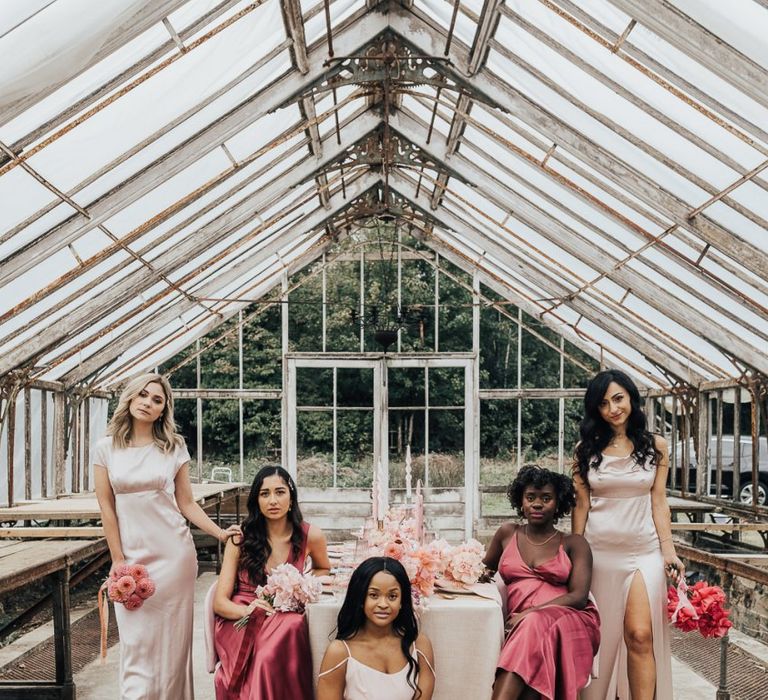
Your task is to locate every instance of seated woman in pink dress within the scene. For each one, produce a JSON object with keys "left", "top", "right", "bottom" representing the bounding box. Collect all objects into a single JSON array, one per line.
[
  {"left": 213, "top": 466, "right": 330, "bottom": 700},
  {"left": 481, "top": 465, "right": 600, "bottom": 700}
]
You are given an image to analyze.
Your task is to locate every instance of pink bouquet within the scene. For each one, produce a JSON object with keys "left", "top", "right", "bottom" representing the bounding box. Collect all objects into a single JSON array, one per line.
[
  {"left": 442, "top": 539, "right": 486, "bottom": 586},
  {"left": 667, "top": 579, "right": 732, "bottom": 638},
  {"left": 235, "top": 563, "right": 322, "bottom": 630},
  {"left": 98, "top": 563, "right": 156, "bottom": 658},
  {"left": 105, "top": 563, "right": 156, "bottom": 610}
]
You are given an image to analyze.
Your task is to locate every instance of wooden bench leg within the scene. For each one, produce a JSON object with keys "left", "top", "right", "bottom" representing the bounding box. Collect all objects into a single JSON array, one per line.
[{"left": 51, "top": 567, "right": 75, "bottom": 700}]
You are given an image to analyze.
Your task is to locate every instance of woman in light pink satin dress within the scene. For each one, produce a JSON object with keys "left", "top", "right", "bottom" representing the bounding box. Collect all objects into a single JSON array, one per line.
[
  {"left": 213, "top": 466, "right": 330, "bottom": 699},
  {"left": 573, "top": 369, "right": 684, "bottom": 700},
  {"left": 94, "top": 373, "right": 239, "bottom": 699}
]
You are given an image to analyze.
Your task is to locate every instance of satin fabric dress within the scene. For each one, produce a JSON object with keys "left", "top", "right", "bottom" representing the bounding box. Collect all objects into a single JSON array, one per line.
[
  {"left": 496, "top": 530, "right": 600, "bottom": 700},
  {"left": 318, "top": 640, "right": 433, "bottom": 700},
  {"left": 582, "top": 452, "right": 673, "bottom": 699},
  {"left": 93, "top": 436, "right": 197, "bottom": 700},
  {"left": 213, "top": 522, "right": 313, "bottom": 700}
]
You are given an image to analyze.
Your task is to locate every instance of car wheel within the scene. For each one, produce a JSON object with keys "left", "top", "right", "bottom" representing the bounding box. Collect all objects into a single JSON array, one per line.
[{"left": 739, "top": 481, "right": 767, "bottom": 506}]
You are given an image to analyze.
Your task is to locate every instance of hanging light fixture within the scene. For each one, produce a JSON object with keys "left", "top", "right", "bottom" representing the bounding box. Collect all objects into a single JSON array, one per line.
[{"left": 349, "top": 218, "right": 427, "bottom": 351}]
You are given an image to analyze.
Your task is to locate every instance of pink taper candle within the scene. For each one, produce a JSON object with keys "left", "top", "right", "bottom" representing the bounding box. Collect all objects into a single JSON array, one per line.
[{"left": 415, "top": 479, "right": 424, "bottom": 543}]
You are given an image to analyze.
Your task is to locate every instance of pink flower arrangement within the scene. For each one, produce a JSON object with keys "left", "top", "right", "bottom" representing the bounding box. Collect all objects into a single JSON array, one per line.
[
  {"left": 443, "top": 539, "right": 485, "bottom": 585},
  {"left": 104, "top": 564, "right": 156, "bottom": 609},
  {"left": 667, "top": 579, "right": 732, "bottom": 638},
  {"left": 235, "top": 564, "right": 323, "bottom": 630},
  {"left": 364, "top": 509, "right": 485, "bottom": 608}
]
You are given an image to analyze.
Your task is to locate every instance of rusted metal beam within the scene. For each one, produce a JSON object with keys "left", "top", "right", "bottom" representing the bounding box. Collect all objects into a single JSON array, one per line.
[
  {"left": 392, "top": 110, "right": 766, "bottom": 375},
  {"left": 609, "top": 0, "right": 768, "bottom": 111},
  {"left": 391, "top": 171, "right": 699, "bottom": 384},
  {"left": 539, "top": 0, "right": 768, "bottom": 171},
  {"left": 61, "top": 173, "right": 382, "bottom": 386},
  {"left": 0, "top": 115, "right": 381, "bottom": 377},
  {"left": 0, "top": 10, "right": 389, "bottom": 286},
  {"left": 0, "top": 0, "right": 191, "bottom": 127},
  {"left": 388, "top": 10, "right": 768, "bottom": 281}
]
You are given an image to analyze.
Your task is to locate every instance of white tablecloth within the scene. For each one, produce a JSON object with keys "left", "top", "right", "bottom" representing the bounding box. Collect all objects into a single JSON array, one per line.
[{"left": 307, "top": 591, "right": 505, "bottom": 700}]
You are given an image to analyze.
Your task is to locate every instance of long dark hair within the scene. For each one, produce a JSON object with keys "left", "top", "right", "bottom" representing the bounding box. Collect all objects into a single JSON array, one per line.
[
  {"left": 336, "top": 557, "right": 422, "bottom": 699},
  {"left": 574, "top": 369, "right": 661, "bottom": 484},
  {"left": 237, "top": 466, "right": 304, "bottom": 585}
]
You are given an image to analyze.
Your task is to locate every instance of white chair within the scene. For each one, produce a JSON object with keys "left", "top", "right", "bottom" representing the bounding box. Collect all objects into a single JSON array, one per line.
[
  {"left": 210, "top": 467, "right": 233, "bottom": 483},
  {"left": 204, "top": 580, "right": 220, "bottom": 673}
]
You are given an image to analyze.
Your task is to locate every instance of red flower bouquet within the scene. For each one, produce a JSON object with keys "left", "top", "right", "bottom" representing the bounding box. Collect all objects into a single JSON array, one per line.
[{"left": 667, "top": 579, "right": 732, "bottom": 638}]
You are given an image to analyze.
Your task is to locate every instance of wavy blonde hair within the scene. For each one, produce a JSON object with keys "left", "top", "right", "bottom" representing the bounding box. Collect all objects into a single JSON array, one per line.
[{"left": 107, "top": 373, "right": 185, "bottom": 454}]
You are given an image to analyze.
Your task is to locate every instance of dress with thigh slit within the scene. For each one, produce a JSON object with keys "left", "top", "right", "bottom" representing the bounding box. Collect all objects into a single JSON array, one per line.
[{"left": 582, "top": 452, "right": 673, "bottom": 699}]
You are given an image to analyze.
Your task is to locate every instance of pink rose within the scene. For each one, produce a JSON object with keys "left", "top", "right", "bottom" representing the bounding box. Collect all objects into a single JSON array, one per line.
[
  {"left": 116, "top": 575, "right": 136, "bottom": 596},
  {"left": 383, "top": 540, "right": 406, "bottom": 560},
  {"left": 107, "top": 580, "right": 126, "bottom": 603},
  {"left": 674, "top": 605, "right": 698, "bottom": 633},
  {"left": 123, "top": 593, "right": 144, "bottom": 611},
  {"left": 130, "top": 564, "right": 149, "bottom": 580},
  {"left": 135, "top": 577, "right": 156, "bottom": 599},
  {"left": 111, "top": 564, "right": 133, "bottom": 580}
]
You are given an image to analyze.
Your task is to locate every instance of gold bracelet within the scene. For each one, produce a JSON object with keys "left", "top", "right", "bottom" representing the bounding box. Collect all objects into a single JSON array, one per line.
[{"left": 658, "top": 535, "right": 673, "bottom": 544}]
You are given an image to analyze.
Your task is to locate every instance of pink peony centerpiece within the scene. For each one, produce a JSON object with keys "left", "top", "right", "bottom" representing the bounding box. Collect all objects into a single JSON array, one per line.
[{"left": 234, "top": 563, "right": 323, "bottom": 630}]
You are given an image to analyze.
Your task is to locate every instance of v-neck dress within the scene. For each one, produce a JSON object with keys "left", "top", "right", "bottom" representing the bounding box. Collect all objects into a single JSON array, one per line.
[
  {"left": 496, "top": 530, "right": 600, "bottom": 700},
  {"left": 213, "top": 521, "right": 313, "bottom": 700}
]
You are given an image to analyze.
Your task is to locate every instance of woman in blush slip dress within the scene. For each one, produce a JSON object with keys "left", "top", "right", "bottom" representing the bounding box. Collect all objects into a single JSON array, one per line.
[
  {"left": 94, "top": 373, "right": 240, "bottom": 699},
  {"left": 573, "top": 369, "right": 684, "bottom": 700},
  {"left": 317, "top": 557, "right": 435, "bottom": 700}
]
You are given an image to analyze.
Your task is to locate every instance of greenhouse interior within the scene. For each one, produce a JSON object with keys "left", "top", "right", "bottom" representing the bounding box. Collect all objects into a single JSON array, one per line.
[{"left": 0, "top": 0, "right": 767, "bottom": 697}]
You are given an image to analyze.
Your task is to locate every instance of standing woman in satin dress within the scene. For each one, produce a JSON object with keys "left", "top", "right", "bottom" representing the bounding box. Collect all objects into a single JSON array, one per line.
[
  {"left": 94, "top": 373, "right": 239, "bottom": 699},
  {"left": 573, "top": 369, "right": 684, "bottom": 700}
]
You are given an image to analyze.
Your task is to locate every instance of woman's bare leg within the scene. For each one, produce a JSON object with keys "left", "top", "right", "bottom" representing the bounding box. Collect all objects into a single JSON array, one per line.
[{"left": 624, "top": 571, "right": 656, "bottom": 699}]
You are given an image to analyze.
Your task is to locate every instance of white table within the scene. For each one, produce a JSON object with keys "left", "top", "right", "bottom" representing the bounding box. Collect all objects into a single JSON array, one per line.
[{"left": 307, "top": 592, "right": 505, "bottom": 700}]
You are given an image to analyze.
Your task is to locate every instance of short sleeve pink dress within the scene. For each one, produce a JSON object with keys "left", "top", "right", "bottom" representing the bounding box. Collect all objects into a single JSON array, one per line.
[
  {"left": 213, "top": 521, "right": 314, "bottom": 700},
  {"left": 496, "top": 529, "right": 600, "bottom": 700},
  {"left": 93, "top": 436, "right": 197, "bottom": 700}
]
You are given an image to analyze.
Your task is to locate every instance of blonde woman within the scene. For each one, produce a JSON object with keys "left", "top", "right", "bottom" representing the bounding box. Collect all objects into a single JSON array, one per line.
[{"left": 94, "top": 373, "right": 239, "bottom": 700}]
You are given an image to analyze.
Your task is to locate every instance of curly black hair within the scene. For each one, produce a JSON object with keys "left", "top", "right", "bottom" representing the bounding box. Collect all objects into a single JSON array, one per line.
[{"left": 507, "top": 464, "right": 576, "bottom": 522}]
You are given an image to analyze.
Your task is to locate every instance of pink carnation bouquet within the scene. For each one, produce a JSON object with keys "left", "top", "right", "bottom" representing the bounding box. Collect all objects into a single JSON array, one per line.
[
  {"left": 234, "top": 563, "right": 322, "bottom": 630},
  {"left": 98, "top": 563, "right": 156, "bottom": 658},
  {"left": 667, "top": 579, "right": 733, "bottom": 638}
]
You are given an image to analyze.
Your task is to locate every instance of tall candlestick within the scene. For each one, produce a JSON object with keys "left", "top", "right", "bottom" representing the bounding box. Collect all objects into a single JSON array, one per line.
[
  {"left": 372, "top": 466, "right": 379, "bottom": 523},
  {"left": 415, "top": 478, "right": 424, "bottom": 543},
  {"left": 376, "top": 459, "right": 388, "bottom": 521},
  {"left": 405, "top": 445, "right": 412, "bottom": 502}
]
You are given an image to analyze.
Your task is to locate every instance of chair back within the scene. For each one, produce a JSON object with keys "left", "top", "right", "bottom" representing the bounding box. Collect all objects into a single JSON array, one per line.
[{"left": 204, "top": 580, "right": 219, "bottom": 673}]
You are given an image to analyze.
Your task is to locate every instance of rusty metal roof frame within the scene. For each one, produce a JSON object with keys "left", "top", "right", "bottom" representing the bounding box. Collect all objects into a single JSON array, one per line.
[{"left": 0, "top": 0, "right": 766, "bottom": 394}]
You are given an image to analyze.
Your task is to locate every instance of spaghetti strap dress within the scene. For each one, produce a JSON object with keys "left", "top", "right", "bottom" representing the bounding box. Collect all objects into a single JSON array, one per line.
[
  {"left": 319, "top": 640, "right": 434, "bottom": 700},
  {"left": 496, "top": 530, "right": 600, "bottom": 699},
  {"left": 582, "top": 452, "right": 673, "bottom": 699},
  {"left": 213, "top": 521, "right": 313, "bottom": 700},
  {"left": 93, "top": 436, "right": 197, "bottom": 699}
]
